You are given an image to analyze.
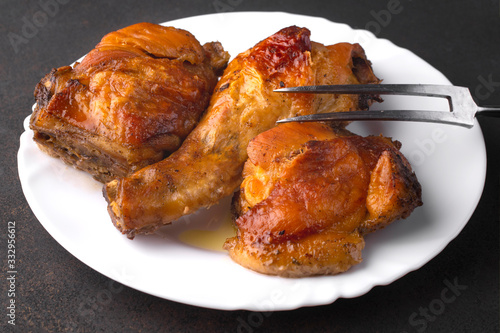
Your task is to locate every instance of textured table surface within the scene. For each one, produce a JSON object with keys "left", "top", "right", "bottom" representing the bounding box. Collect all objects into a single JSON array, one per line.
[{"left": 1, "top": 1, "right": 498, "bottom": 332}]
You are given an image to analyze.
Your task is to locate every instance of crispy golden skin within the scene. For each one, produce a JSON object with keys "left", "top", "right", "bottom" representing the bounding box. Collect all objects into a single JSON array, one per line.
[
  {"left": 224, "top": 122, "right": 422, "bottom": 277},
  {"left": 104, "top": 26, "right": 380, "bottom": 238},
  {"left": 30, "top": 22, "right": 229, "bottom": 182}
]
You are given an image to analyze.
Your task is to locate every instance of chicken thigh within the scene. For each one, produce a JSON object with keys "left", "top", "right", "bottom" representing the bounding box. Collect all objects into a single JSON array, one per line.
[{"left": 225, "top": 122, "right": 422, "bottom": 277}]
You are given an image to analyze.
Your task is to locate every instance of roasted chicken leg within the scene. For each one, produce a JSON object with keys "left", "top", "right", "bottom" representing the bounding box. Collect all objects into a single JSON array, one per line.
[
  {"left": 224, "top": 122, "right": 423, "bottom": 277},
  {"left": 104, "top": 26, "right": 381, "bottom": 238}
]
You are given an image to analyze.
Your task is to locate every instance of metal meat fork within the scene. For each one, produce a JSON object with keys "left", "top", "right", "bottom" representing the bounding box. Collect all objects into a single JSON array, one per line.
[{"left": 275, "top": 84, "right": 500, "bottom": 128}]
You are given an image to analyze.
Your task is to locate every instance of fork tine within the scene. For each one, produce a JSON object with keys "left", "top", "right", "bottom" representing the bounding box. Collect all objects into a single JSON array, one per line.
[
  {"left": 275, "top": 84, "right": 460, "bottom": 99},
  {"left": 277, "top": 110, "right": 474, "bottom": 128}
]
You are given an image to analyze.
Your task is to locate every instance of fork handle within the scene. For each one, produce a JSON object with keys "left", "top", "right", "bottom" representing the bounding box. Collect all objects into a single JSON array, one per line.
[{"left": 476, "top": 106, "right": 500, "bottom": 118}]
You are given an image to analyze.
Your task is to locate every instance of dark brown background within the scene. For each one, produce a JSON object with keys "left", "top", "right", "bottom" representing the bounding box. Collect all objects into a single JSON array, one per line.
[{"left": 1, "top": 0, "right": 498, "bottom": 332}]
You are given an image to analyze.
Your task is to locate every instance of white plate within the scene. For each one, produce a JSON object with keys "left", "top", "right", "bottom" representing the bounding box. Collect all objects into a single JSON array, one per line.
[{"left": 18, "top": 12, "right": 486, "bottom": 311}]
